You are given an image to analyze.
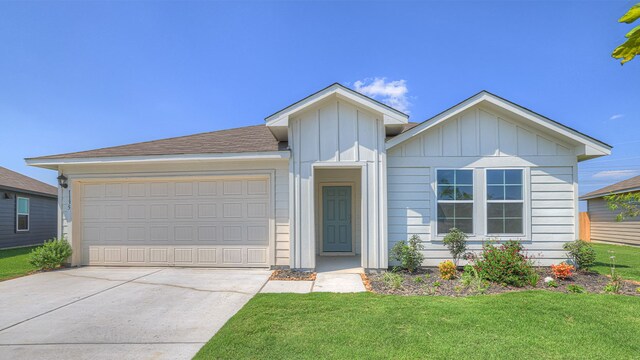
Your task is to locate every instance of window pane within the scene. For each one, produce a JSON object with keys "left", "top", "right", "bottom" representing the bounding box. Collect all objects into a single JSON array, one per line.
[
  {"left": 17, "top": 215, "right": 28, "bottom": 230},
  {"left": 505, "top": 185, "right": 523, "bottom": 200},
  {"left": 505, "top": 203, "right": 523, "bottom": 217},
  {"left": 437, "top": 170, "right": 455, "bottom": 184},
  {"left": 505, "top": 170, "right": 522, "bottom": 185},
  {"left": 456, "top": 186, "right": 473, "bottom": 200},
  {"left": 487, "top": 170, "right": 504, "bottom": 185},
  {"left": 456, "top": 170, "right": 473, "bottom": 185},
  {"left": 438, "top": 185, "right": 454, "bottom": 200},
  {"left": 487, "top": 186, "right": 504, "bottom": 200},
  {"left": 487, "top": 203, "right": 504, "bottom": 218},
  {"left": 438, "top": 219, "right": 455, "bottom": 234},
  {"left": 455, "top": 219, "right": 473, "bottom": 233},
  {"left": 487, "top": 219, "right": 504, "bottom": 233},
  {"left": 456, "top": 203, "right": 473, "bottom": 218},
  {"left": 17, "top": 198, "right": 29, "bottom": 214},
  {"left": 505, "top": 218, "right": 523, "bottom": 233},
  {"left": 437, "top": 203, "right": 455, "bottom": 219}
]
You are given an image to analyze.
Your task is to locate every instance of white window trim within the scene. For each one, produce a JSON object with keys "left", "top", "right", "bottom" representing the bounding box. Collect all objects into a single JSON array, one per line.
[
  {"left": 434, "top": 168, "right": 475, "bottom": 237},
  {"left": 16, "top": 197, "right": 30, "bottom": 232},
  {"left": 485, "top": 168, "right": 527, "bottom": 237}
]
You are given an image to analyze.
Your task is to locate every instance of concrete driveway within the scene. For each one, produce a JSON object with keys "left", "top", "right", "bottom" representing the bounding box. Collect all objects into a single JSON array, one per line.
[{"left": 0, "top": 267, "right": 271, "bottom": 360}]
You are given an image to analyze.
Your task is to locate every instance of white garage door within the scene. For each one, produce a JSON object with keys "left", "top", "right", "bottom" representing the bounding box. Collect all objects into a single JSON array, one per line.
[{"left": 79, "top": 176, "right": 271, "bottom": 267}]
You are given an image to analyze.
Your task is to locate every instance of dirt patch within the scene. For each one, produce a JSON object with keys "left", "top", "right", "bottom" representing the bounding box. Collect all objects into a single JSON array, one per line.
[
  {"left": 369, "top": 268, "right": 640, "bottom": 297},
  {"left": 270, "top": 269, "right": 316, "bottom": 281}
]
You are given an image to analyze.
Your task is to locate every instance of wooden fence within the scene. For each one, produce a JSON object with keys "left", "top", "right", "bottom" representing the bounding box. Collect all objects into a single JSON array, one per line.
[{"left": 579, "top": 212, "right": 591, "bottom": 242}]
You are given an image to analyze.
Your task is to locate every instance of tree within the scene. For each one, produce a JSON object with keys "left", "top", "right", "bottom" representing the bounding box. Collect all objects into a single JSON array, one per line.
[
  {"left": 612, "top": 3, "right": 640, "bottom": 64},
  {"left": 604, "top": 192, "right": 640, "bottom": 221}
]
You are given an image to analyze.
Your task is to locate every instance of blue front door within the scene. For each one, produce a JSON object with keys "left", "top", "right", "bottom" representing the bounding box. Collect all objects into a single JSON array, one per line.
[{"left": 322, "top": 186, "right": 352, "bottom": 252}]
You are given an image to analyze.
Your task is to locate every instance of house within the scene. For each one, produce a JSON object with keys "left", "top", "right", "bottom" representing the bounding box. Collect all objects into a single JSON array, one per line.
[
  {"left": 25, "top": 84, "right": 611, "bottom": 270},
  {"left": 580, "top": 175, "right": 640, "bottom": 246},
  {"left": 0, "top": 166, "right": 57, "bottom": 249}
]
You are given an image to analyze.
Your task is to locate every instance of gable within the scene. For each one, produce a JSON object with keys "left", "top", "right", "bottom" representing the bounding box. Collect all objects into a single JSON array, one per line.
[
  {"left": 386, "top": 91, "right": 611, "bottom": 161},
  {"left": 388, "top": 106, "right": 575, "bottom": 158}
]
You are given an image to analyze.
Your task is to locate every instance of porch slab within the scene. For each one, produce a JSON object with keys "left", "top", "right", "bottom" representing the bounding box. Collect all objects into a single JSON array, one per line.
[
  {"left": 312, "top": 273, "right": 366, "bottom": 293},
  {"left": 260, "top": 280, "right": 313, "bottom": 294}
]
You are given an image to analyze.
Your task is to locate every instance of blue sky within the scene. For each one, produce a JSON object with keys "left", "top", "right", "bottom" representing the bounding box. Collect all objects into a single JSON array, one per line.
[{"left": 1, "top": 1, "right": 638, "bottom": 200}]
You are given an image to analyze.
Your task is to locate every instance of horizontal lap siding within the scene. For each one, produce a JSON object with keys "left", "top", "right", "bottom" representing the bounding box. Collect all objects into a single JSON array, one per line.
[
  {"left": 387, "top": 167, "right": 431, "bottom": 247},
  {"left": 0, "top": 191, "right": 56, "bottom": 249},
  {"left": 529, "top": 167, "right": 575, "bottom": 264},
  {"left": 588, "top": 198, "right": 640, "bottom": 246}
]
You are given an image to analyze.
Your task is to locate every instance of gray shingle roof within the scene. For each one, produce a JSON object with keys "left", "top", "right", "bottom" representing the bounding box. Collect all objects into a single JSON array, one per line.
[
  {"left": 0, "top": 167, "right": 57, "bottom": 197},
  {"left": 580, "top": 175, "right": 640, "bottom": 200},
  {"left": 27, "top": 124, "right": 288, "bottom": 161}
]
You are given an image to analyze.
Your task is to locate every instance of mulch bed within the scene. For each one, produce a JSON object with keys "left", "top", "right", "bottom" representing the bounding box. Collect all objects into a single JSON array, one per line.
[
  {"left": 368, "top": 268, "right": 640, "bottom": 297},
  {"left": 270, "top": 269, "right": 316, "bottom": 281}
]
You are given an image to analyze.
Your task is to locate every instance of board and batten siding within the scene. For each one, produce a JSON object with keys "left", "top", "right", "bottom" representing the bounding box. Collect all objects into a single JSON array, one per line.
[
  {"left": 58, "top": 159, "right": 289, "bottom": 267},
  {"left": 387, "top": 105, "right": 577, "bottom": 266},
  {"left": 587, "top": 197, "right": 640, "bottom": 246},
  {"left": 0, "top": 190, "right": 57, "bottom": 249},
  {"left": 289, "top": 98, "right": 388, "bottom": 270}
]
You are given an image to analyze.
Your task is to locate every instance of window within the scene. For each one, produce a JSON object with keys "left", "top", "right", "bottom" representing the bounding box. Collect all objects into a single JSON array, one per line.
[
  {"left": 437, "top": 169, "right": 473, "bottom": 234},
  {"left": 16, "top": 197, "right": 29, "bottom": 231},
  {"left": 486, "top": 169, "right": 523, "bottom": 234}
]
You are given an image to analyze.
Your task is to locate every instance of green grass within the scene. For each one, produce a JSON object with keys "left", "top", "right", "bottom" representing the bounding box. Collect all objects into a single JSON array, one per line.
[
  {"left": 196, "top": 291, "right": 640, "bottom": 359},
  {"left": 0, "top": 246, "right": 38, "bottom": 281},
  {"left": 591, "top": 243, "right": 640, "bottom": 281}
]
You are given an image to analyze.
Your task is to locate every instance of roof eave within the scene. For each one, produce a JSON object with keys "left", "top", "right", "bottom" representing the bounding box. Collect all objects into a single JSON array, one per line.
[
  {"left": 580, "top": 186, "right": 640, "bottom": 200},
  {"left": 0, "top": 185, "right": 57, "bottom": 198}
]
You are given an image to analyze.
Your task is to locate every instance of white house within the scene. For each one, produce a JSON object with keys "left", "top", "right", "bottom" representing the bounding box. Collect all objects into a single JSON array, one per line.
[{"left": 26, "top": 83, "right": 611, "bottom": 270}]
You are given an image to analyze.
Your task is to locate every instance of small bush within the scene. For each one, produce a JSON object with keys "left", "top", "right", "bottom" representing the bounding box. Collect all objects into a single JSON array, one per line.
[
  {"left": 567, "top": 284, "right": 585, "bottom": 293},
  {"left": 475, "top": 240, "right": 535, "bottom": 287},
  {"left": 442, "top": 228, "right": 468, "bottom": 267},
  {"left": 551, "top": 263, "right": 575, "bottom": 280},
  {"left": 546, "top": 279, "right": 558, "bottom": 288},
  {"left": 563, "top": 240, "right": 596, "bottom": 269},
  {"left": 29, "top": 238, "right": 72, "bottom": 271},
  {"left": 382, "top": 272, "right": 404, "bottom": 290},
  {"left": 390, "top": 235, "right": 425, "bottom": 273},
  {"left": 438, "top": 260, "right": 457, "bottom": 280},
  {"left": 527, "top": 272, "right": 540, "bottom": 287},
  {"left": 460, "top": 264, "right": 489, "bottom": 294}
]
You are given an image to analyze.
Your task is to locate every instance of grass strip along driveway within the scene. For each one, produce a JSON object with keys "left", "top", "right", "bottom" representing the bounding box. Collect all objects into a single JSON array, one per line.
[
  {"left": 196, "top": 291, "right": 640, "bottom": 359},
  {"left": 0, "top": 246, "right": 38, "bottom": 281},
  {"left": 591, "top": 243, "right": 640, "bottom": 281}
]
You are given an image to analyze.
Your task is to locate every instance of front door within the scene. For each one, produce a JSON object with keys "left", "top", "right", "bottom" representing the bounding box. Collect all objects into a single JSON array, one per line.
[{"left": 322, "top": 186, "right": 352, "bottom": 253}]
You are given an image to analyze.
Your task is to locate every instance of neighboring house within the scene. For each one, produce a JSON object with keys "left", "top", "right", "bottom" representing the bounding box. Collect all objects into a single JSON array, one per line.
[
  {"left": 0, "top": 166, "right": 57, "bottom": 249},
  {"left": 580, "top": 175, "right": 640, "bottom": 246},
  {"left": 26, "top": 84, "right": 611, "bottom": 270}
]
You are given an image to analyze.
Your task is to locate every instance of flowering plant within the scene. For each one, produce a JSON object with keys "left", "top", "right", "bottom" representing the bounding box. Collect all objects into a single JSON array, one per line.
[
  {"left": 474, "top": 240, "right": 535, "bottom": 287},
  {"left": 550, "top": 263, "right": 574, "bottom": 280}
]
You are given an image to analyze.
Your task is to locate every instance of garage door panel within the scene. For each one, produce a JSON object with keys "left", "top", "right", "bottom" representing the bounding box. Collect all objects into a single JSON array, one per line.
[{"left": 80, "top": 177, "right": 271, "bottom": 267}]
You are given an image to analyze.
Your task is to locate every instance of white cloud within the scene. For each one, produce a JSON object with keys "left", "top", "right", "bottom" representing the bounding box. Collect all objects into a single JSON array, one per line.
[
  {"left": 353, "top": 77, "right": 410, "bottom": 113},
  {"left": 592, "top": 169, "right": 639, "bottom": 179},
  {"left": 609, "top": 114, "right": 624, "bottom": 120}
]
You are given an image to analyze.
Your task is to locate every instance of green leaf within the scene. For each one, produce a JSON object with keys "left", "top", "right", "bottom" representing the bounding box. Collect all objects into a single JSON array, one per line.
[
  {"left": 612, "top": 26, "right": 640, "bottom": 64},
  {"left": 619, "top": 3, "right": 640, "bottom": 24}
]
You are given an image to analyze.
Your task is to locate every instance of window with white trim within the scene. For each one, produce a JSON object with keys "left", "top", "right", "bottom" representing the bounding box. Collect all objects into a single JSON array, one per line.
[
  {"left": 437, "top": 169, "right": 473, "bottom": 234},
  {"left": 486, "top": 169, "right": 523, "bottom": 234},
  {"left": 16, "top": 197, "right": 29, "bottom": 231}
]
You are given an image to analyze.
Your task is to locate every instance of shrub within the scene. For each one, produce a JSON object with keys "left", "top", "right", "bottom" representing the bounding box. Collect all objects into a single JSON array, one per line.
[
  {"left": 390, "top": 235, "right": 425, "bottom": 273},
  {"left": 29, "top": 238, "right": 72, "bottom": 271},
  {"left": 475, "top": 240, "right": 535, "bottom": 287},
  {"left": 551, "top": 263, "right": 575, "bottom": 280},
  {"left": 567, "top": 284, "right": 585, "bottom": 293},
  {"left": 546, "top": 279, "right": 558, "bottom": 288},
  {"left": 442, "top": 228, "right": 467, "bottom": 267},
  {"left": 382, "top": 272, "right": 404, "bottom": 290},
  {"left": 460, "top": 264, "right": 489, "bottom": 294},
  {"left": 438, "top": 260, "right": 457, "bottom": 280},
  {"left": 563, "top": 240, "right": 596, "bottom": 269},
  {"left": 527, "top": 272, "right": 540, "bottom": 287}
]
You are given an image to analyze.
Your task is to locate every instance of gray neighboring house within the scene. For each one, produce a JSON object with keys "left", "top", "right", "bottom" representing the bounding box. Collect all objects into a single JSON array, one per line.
[
  {"left": 0, "top": 166, "right": 57, "bottom": 249},
  {"left": 580, "top": 175, "right": 640, "bottom": 246}
]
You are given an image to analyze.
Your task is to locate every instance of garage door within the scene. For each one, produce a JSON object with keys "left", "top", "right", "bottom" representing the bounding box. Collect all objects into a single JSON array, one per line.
[{"left": 79, "top": 176, "right": 271, "bottom": 267}]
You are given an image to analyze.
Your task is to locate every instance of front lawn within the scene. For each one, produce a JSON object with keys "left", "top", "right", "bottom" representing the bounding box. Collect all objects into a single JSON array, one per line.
[
  {"left": 591, "top": 243, "right": 640, "bottom": 281},
  {"left": 0, "top": 246, "right": 38, "bottom": 281},
  {"left": 196, "top": 292, "right": 640, "bottom": 359}
]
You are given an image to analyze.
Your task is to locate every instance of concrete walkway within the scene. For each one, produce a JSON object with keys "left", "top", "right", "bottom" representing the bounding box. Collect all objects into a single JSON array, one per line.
[{"left": 0, "top": 267, "right": 271, "bottom": 360}]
